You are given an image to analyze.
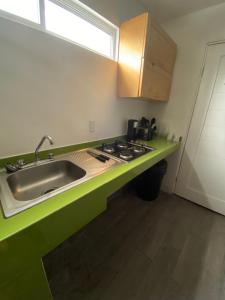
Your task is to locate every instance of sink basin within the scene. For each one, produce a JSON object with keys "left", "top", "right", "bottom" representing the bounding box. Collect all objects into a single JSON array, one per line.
[
  {"left": 0, "top": 149, "right": 124, "bottom": 217},
  {"left": 7, "top": 160, "right": 86, "bottom": 201}
]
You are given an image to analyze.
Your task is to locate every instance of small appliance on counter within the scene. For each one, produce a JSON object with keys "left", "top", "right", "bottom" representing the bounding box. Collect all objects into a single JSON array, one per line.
[
  {"left": 126, "top": 117, "right": 157, "bottom": 142},
  {"left": 127, "top": 119, "right": 139, "bottom": 141}
]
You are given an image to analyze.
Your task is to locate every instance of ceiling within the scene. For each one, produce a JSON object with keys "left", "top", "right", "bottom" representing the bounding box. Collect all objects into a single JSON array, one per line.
[{"left": 139, "top": 0, "right": 225, "bottom": 22}]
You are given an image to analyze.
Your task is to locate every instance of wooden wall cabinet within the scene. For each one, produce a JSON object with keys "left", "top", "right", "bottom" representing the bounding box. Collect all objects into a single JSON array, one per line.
[{"left": 118, "top": 12, "right": 177, "bottom": 101}]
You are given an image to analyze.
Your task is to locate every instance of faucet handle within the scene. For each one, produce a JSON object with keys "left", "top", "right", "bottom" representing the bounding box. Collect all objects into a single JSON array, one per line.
[
  {"left": 5, "top": 163, "right": 19, "bottom": 173},
  {"left": 17, "top": 159, "right": 26, "bottom": 168},
  {"left": 48, "top": 153, "right": 54, "bottom": 160}
]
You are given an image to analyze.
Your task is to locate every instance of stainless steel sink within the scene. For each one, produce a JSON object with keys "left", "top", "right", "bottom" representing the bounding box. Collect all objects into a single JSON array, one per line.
[
  {"left": 0, "top": 149, "right": 124, "bottom": 218},
  {"left": 7, "top": 160, "right": 86, "bottom": 201}
]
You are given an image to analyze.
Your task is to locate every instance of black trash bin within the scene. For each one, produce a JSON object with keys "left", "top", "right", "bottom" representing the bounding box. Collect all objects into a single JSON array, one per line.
[{"left": 133, "top": 160, "right": 168, "bottom": 201}]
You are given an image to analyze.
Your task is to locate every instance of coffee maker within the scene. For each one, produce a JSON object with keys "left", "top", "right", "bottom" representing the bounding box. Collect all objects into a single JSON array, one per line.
[{"left": 127, "top": 117, "right": 156, "bottom": 141}]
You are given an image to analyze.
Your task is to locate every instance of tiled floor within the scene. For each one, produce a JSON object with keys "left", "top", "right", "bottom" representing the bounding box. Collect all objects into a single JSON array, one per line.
[{"left": 44, "top": 190, "right": 225, "bottom": 300}]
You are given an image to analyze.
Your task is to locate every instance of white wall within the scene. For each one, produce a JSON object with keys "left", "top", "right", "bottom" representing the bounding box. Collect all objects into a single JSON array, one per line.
[
  {"left": 149, "top": 2, "right": 225, "bottom": 192},
  {"left": 4, "top": 0, "right": 225, "bottom": 193},
  {"left": 0, "top": 0, "right": 150, "bottom": 158}
]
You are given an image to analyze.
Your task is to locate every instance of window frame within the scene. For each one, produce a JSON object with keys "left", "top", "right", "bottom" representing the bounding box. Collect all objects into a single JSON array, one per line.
[
  {"left": 0, "top": 0, "right": 41, "bottom": 30},
  {"left": 0, "top": 0, "right": 119, "bottom": 60}
]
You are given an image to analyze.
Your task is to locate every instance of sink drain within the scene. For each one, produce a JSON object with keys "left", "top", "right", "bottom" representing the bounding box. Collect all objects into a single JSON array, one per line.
[{"left": 42, "top": 187, "right": 58, "bottom": 195}]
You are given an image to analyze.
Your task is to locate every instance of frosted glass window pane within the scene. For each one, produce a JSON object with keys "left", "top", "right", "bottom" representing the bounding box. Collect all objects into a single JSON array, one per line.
[
  {"left": 45, "top": 0, "right": 112, "bottom": 57},
  {"left": 0, "top": 0, "right": 40, "bottom": 23}
]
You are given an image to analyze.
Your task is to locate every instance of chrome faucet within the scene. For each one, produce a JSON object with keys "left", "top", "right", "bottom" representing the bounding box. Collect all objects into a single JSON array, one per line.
[{"left": 35, "top": 135, "right": 54, "bottom": 162}]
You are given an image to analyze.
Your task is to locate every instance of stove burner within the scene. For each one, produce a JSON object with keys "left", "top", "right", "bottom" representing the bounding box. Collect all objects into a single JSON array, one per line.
[
  {"left": 133, "top": 146, "right": 145, "bottom": 154},
  {"left": 116, "top": 141, "right": 128, "bottom": 150},
  {"left": 102, "top": 144, "right": 115, "bottom": 154},
  {"left": 96, "top": 140, "right": 154, "bottom": 162},
  {"left": 119, "top": 150, "right": 133, "bottom": 161},
  {"left": 103, "top": 147, "right": 115, "bottom": 153}
]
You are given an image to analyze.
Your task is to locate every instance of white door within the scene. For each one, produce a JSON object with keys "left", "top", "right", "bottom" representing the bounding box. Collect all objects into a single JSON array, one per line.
[{"left": 175, "top": 43, "right": 225, "bottom": 215}]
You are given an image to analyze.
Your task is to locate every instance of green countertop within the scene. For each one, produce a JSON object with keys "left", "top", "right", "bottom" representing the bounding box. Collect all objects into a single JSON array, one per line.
[{"left": 0, "top": 138, "right": 179, "bottom": 242}]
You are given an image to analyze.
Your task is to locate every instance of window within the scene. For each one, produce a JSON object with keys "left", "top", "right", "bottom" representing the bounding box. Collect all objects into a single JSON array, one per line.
[
  {"left": 45, "top": 1, "right": 113, "bottom": 58},
  {"left": 0, "top": 0, "right": 118, "bottom": 60},
  {"left": 0, "top": 0, "right": 40, "bottom": 23}
]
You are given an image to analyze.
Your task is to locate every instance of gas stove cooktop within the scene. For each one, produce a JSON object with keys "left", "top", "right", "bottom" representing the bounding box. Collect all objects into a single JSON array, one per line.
[{"left": 96, "top": 140, "right": 154, "bottom": 162}]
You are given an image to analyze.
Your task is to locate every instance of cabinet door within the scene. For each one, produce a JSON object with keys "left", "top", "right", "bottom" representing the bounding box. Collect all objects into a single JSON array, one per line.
[
  {"left": 140, "top": 20, "right": 177, "bottom": 100},
  {"left": 140, "top": 60, "right": 172, "bottom": 100},
  {"left": 118, "top": 13, "right": 148, "bottom": 97},
  {"left": 148, "top": 22, "right": 177, "bottom": 75}
]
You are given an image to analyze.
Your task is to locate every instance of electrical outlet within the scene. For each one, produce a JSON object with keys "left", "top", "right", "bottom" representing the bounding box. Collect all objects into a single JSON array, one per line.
[{"left": 89, "top": 121, "right": 95, "bottom": 133}]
